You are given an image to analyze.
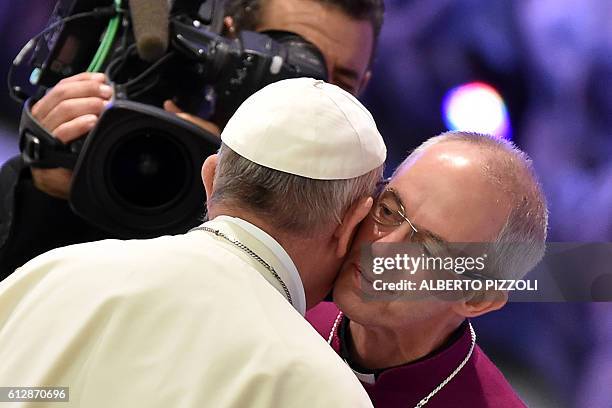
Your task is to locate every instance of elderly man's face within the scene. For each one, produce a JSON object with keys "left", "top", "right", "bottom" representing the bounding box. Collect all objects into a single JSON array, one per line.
[
  {"left": 256, "top": 0, "right": 374, "bottom": 95},
  {"left": 333, "top": 141, "right": 512, "bottom": 328}
]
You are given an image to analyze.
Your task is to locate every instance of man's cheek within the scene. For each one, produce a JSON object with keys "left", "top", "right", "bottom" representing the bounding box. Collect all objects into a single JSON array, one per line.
[{"left": 354, "top": 215, "right": 380, "bottom": 243}]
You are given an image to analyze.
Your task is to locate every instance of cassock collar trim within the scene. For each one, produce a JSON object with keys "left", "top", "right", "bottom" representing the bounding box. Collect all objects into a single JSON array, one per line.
[
  {"left": 212, "top": 216, "right": 307, "bottom": 316},
  {"left": 352, "top": 369, "right": 376, "bottom": 385}
]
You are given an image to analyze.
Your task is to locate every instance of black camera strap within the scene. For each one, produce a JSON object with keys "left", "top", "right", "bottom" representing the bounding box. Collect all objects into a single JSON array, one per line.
[{"left": 19, "top": 98, "right": 79, "bottom": 169}]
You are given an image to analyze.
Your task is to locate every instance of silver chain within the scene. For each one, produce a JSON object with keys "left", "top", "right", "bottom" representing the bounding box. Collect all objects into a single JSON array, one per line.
[
  {"left": 195, "top": 226, "right": 293, "bottom": 307},
  {"left": 328, "top": 311, "right": 476, "bottom": 408},
  {"left": 328, "top": 311, "right": 344, "bottom": 344}
]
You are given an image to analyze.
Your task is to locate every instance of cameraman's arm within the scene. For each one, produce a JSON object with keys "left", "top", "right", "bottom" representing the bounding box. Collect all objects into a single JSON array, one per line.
[
  {"left": 0, "top": 73, "right": 112, "bottom": 279},
  {"left": 0, "top": 74, "right": 219, "bottom": 280}
]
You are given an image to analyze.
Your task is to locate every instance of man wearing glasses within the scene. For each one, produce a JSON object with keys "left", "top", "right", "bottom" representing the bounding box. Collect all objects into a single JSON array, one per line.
[{"left": 308, "top": 131, "right": 548, "bottom": 407}]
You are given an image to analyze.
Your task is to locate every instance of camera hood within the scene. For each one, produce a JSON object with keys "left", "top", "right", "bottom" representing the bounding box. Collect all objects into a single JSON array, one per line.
[{"left": 70, "top": 100, "right": 220, "bottom": 238}]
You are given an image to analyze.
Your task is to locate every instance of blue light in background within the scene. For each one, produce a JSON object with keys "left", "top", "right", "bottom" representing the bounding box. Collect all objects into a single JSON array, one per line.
[{"left": 442, "top": 82, "right": 511, "bottom": 140}]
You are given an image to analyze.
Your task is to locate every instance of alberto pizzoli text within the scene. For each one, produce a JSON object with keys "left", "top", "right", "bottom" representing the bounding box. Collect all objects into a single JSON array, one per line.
[
  {"left": 372, "top": 279, "right": 538, "bottom": 292},
  {"left": 369, "top": 254, "right": 538, "bottom": 292}
]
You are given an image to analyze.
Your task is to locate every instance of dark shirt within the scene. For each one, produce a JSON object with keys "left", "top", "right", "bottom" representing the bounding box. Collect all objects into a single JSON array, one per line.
[{"left": 0, "top": 156, "right": 110, "bottom": 279}]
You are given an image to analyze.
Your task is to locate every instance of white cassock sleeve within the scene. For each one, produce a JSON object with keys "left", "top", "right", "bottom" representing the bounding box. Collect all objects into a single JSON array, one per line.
[{"left": 0, "top": 236, "right": 372, "bottom": 408}]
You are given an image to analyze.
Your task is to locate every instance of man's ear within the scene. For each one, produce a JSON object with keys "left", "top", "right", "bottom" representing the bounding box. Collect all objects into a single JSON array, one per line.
[
  {"left": 202, "top": 154, "right": 218, "bottom": 201},
  {"left": 357, "top": 70, "right": 372, "bottom": 96},
  {"left": 333, "top": 196, "right": 373, "bottom": 258},
  {"left": 452, "top": 291, "right": 508, "bottom": 318}
]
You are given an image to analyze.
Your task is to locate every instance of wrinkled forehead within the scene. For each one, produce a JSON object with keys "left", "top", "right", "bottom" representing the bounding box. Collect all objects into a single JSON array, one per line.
[{"left": 388, "top": 143, "right": 512, "bottom": 242}]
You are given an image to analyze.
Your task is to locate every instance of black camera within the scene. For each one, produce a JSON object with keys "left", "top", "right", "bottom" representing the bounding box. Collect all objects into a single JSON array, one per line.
[{"left": 15, "top": 0, "right": 327, "bottom": 237}]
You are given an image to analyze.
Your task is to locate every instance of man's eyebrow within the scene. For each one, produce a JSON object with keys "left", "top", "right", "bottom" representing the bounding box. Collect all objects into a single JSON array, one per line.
[{"left": 414, "top": 226, "right": 447, "bottom": 244}]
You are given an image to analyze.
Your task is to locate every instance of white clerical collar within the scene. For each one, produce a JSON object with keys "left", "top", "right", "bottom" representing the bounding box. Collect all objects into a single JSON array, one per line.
[
  {"left": 350, "top": 368, "right": 376, "bottom": 385},
  {"left": 214, "top": 215, "right": 307, "bottom": 316}
]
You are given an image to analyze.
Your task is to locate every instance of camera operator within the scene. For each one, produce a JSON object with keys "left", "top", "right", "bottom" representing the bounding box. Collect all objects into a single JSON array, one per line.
[{"left": 0, "top": 0, "right": 385, "bottom": 279}]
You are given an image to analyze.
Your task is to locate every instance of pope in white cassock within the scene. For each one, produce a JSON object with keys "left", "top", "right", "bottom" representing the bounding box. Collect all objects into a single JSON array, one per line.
[{"left": 0, "top": 78, "right": 386, "bottom": 407}]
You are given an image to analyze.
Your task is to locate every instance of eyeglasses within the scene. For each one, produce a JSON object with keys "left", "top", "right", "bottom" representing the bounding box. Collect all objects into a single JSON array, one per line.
[
  {"left": 371, "top": 186, "right": 419, "bottom": 235},
  {"left": 370, "top": 179, "right": 489, "bottom": 281},
  {"left": 371, "top": 181, "right": 445, "bottom": 254}
]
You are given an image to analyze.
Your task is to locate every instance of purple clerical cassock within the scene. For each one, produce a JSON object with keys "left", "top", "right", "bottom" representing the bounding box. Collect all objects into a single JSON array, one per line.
[{"left": 307, "top": 302, "right": 527, "bottom": 408}]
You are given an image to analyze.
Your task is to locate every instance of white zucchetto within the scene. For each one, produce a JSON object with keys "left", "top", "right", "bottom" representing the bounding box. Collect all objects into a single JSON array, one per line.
[{"left": 221, "top": 78, "right": 386, "bottom": 180}]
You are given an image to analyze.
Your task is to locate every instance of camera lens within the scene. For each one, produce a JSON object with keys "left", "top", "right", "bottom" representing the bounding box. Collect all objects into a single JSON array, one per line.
[{"left": 107, "top": 130, "right": 191, "bottom": 210}]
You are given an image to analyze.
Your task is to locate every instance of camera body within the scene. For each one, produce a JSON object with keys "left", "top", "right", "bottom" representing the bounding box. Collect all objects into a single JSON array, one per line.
[{"left": 20, "top": 0, "right": 328, "bottom": 237}]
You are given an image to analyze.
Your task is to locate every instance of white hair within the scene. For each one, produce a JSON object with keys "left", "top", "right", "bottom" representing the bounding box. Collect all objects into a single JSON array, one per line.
[
  {"left": 210, "top": 143, "right": 384, "bottom": 236},
  {"left": 397, "top": 131, "right": 548, "bottom": 279}
]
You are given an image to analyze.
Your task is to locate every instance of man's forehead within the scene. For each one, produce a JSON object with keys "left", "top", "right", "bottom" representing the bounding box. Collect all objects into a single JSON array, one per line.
[
  {"left": 387, "top": 142, "right": 510, "bottom": 242},
  {"left": 403, "top": 141, "right": 481, "bottom": 168},
  {"left": 392, "top": 142, "right": 499, "bottom": 196}
]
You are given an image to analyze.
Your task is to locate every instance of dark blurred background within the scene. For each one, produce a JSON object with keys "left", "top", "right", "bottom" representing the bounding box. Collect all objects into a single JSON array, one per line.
[{"left": 1, "top": 1, "right": 611, "bottom": 407}]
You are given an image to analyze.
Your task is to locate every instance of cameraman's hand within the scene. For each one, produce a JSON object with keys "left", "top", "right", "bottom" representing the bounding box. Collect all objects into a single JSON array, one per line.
[
  {"left": 29, "top": 73, "right": 113, "bottom": 199},
  {"left": 163, "top": 100, "right": 221, "bottom": 137}
]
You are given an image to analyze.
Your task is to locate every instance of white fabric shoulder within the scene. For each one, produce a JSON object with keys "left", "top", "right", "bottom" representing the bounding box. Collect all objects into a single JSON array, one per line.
[{"left": 0, "top": 235, "right": 372, "bottom": 408}]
